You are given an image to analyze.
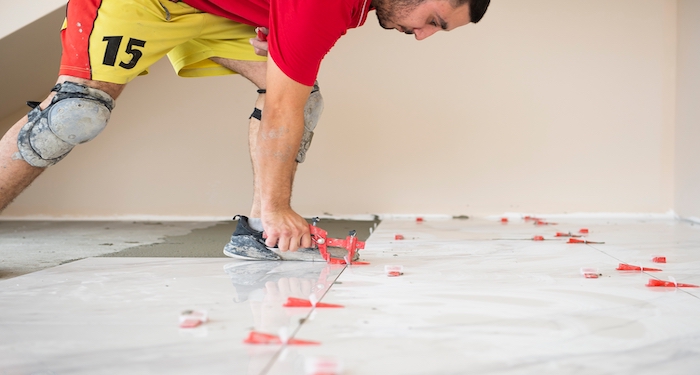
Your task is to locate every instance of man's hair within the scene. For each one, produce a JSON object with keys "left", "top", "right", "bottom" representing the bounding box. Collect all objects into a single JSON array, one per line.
[{"left": 458, "top": 0, "right": 490, "bottom": 23}]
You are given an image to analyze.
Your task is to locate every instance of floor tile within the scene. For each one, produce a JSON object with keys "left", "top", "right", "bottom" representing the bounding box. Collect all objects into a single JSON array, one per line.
[
  {"left": 0, "top": 258, "right": 342, "bottom": 375},
  {"left": 2, "top": 218, "right": 699, "bottom": 374}
]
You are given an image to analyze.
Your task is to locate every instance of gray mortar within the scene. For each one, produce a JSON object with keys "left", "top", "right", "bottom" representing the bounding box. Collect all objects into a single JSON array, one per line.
[
  {"left": 104, "top": 218, "right": 378, "bottom": 258},
  {"left": 0, "top": 218, "right": 377, "bottom": 280}
]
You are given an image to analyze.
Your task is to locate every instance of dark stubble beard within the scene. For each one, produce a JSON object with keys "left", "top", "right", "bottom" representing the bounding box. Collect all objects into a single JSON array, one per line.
[{"left": 374, "top": 0, "right": 424, "bottom": 29}]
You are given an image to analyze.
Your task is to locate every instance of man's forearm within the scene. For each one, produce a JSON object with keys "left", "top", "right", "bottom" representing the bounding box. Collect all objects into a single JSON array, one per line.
[
  {"left": 253, "top": 55, "right": 315, "bottom": 252},
  {"left": 257, "top": 54, "right": 313, "bottom": 215}
]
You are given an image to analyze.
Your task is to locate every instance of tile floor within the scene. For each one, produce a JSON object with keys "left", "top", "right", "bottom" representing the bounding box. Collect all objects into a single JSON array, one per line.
[{"left": 1, "top": 217, "right": 699, "bottom": 374}]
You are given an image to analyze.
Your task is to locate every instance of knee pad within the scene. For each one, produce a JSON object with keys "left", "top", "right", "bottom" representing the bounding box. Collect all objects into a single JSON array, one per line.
[
  {"left": 250, "top": 82, "right": 323, "bottom": 163},
  {"left": 297, "top": 81, "right": 323, "bottom": 163},
  {"left": 16, "top": 82, "right": 115, "bottom": 168}
]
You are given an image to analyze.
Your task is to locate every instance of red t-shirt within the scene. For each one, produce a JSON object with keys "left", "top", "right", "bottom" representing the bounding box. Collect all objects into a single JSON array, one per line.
[{"left": 182, "top": 0, "right": 373, "bottom": 86}]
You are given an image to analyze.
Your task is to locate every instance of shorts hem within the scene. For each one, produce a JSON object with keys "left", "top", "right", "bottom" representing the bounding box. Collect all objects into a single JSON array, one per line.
[
  {"left": 170, "top": 50, "right": 267, "bottom": 78},
  {"left": 59, "top": 66, "right": 140, "bottom": 84}
]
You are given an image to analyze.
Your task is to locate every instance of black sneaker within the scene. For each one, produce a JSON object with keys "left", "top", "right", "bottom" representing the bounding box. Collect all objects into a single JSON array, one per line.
[{"left": 223, "top": 215, "right": 355, "bottom": 261}]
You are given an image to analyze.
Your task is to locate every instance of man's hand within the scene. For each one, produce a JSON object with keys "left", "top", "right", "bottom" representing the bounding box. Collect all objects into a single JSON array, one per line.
[
  {"left": 262, "top": 209, "right": 312, "bottom": 252},
  {"left": 250, "top": 27, "right": 269, "bottom": 57}
]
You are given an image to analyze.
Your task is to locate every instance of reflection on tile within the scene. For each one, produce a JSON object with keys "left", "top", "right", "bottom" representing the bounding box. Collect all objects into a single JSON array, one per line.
[
  {"left": 276, "top": 218, "right": 700, "bottom": 375},
  {"left": 0, "top": 258, "right": 343, "bottom": 375},
  {"left": 2, "top": 218, "right": 699, "bottom": 375}
]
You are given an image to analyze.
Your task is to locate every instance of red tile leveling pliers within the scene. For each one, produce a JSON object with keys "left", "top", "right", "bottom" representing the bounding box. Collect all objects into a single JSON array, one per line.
[{"left": 309, "top": 218, "right": 368, "bottom": 265}]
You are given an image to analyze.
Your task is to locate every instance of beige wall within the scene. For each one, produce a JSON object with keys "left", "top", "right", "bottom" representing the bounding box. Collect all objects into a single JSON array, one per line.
[
  {"left": 0, "top": 0, "right": 681, "bottom": 218},
  {"left": 0, "top": 0, "right": 65, "bottom": 39},
  {"left": 675, "top": 0, "right": 700, "bottom": 221}
]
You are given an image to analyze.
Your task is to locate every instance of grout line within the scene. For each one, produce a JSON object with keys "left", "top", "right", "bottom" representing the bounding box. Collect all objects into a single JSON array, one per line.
[
  {"left": 259, "top": 265, "right": 348, "bottom": 375},
  {"left": 258, "top": 220, "right": 374, "bottom": 375},
  {"left": 585, "top": 244, "right": 700, "bottom": 302}
]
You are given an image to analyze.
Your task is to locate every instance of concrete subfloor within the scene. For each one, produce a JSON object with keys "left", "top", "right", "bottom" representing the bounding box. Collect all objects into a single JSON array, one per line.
[{"left": 0, "top": 218, "right": 378, "bottom": 280}]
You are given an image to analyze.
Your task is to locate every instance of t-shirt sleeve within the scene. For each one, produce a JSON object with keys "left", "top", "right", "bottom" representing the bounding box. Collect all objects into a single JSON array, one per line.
[{"left": 268, "top": 0, "right": 354, "bottom": 86}]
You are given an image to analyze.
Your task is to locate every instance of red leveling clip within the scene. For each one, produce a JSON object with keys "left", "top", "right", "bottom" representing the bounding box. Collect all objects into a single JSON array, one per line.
[
  {"left": 283, "top": 297, "right": 344, "bottom": 308},
  {"left": 244, "top": 331, "right": 320, "bottom": 345},
  {"left": 646, "top": 279, "right": 699, "bottom": 288},
  {"left": 567, "top": 238, "right": 605, "bottom": 244},
  {"left": 616, "top": 263, "right": 662, "bottom": 272},
  {"left": 309, "top": 220, "right": 368, "bottom": 265},
  {"left": 555, "top": 232, "right": 582, "bottom": 238}
]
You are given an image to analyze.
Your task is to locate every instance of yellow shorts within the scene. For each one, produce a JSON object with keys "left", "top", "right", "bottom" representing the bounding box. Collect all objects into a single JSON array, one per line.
[{"left": 59, "top": 0, "right": 266, "bottom": 84}]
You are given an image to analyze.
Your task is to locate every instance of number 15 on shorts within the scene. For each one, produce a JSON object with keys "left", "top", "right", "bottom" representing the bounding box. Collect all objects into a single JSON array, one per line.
[{"left": 102, "top": 36, "right": 147, "bottom": 69}]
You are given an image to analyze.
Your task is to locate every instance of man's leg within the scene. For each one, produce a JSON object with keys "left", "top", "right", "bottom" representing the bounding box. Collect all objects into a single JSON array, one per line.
[
  {"left": 210, "top": 58, "right": 322, "bottom": 225},
  {"left": 246, "top": 81, "right": 321, "bottom": 221},
  {"left": 0, "top": 76, "right": 124, "bottom": 213},
  {"left": 0, "top": 123, "right": 43, "bottom": 212},
  {"left": 212, "top": 58, "right": 331, "bottom": 261},
  {"left": 209, "top": 58, "right": 270, "bottom": 222}
]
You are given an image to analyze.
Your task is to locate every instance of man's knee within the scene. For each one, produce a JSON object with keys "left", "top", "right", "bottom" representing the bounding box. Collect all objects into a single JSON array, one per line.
[
  {"left": 16, "top": 82, "right": 115, "bottom": 168},
  {"left": 249, "top": 81, "right": 323, "bottom": 163},
  {"left": 298, "top": 82, "right": 323, "bottom": 163}
]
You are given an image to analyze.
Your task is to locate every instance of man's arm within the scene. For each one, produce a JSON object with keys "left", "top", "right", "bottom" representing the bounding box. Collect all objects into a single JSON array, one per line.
[{"left": 257, "top": 54, "right": 313, "bottom": 252}]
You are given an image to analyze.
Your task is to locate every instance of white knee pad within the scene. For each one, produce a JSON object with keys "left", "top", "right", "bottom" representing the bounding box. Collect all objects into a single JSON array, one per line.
[
  {"left": 298, "top": 81, "right": 323, "bottom": 163},
  {"left": 17, "top": 82, "right": 115, "bottom": 168},
  {"left": 249, "top": 81, "right": 324, "bottom": 163}
]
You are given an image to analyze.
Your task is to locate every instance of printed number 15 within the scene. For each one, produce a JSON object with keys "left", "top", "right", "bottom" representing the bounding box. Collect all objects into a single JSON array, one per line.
[{"left": 102, "top": 36, "right": 146, "bottom": 69}]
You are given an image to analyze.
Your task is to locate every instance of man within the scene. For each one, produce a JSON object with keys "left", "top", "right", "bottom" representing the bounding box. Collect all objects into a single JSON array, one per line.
[{"left": 0, "top": 0, "right": 490, "bottom": 260}]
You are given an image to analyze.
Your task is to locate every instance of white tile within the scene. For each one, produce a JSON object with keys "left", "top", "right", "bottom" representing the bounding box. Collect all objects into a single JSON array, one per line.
[
  {"left": 2, "top": 218, "right": 699, "bottom": 375},
  {"left": 0, "top": 258, "right": 342, "bottom": 375},
  {"left": 282, "top": 218, "right": 700, "bottom": 374}
]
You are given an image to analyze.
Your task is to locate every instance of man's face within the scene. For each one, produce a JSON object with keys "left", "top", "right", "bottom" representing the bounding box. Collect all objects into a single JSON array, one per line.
[{"left": 374, "top": 0, "right": 472, "bottom": 40}]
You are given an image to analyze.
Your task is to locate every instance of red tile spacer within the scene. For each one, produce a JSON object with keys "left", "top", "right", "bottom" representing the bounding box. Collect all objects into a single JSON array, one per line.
[
  {"left": 416, "top": 217, "right": 424, "bottom": 222},
  {"left": 243, "top": 331, "right": 320, "bottom": 345},
  {"left": 580, "top": 267, "right": 600, "bottom": 278},
  {"left": 179, "top": 319, "right": 202, "bottom": 328},
  {"left": 555, "top": 232, "right": 581, "bottom": 238},
  {"left": 646, "top": 279, "right": 699, "bottom": 288},
  {"left": 616, "top": 263, "right": 662, "bottom": 272},
  {"left": 283, "top": 297, "right": 344, "bottom": 308},
  {"left": 179, "top": 310, "right": 207, "bottom": 329},
  {"left": 651, "top": 256, "right": 667, "bottom": 263},
  {"left": 532, "top": 235, "right": 545, "bottom": 241},
  {"left": 394, "top": 234, "right": 405, "bottom": 240},
  {"left": 567, "top": 238, "right": 605, "bottom": 244},
  {"left": 501, "top": 217, "right": 509, "bottom": 223},
  {"left": 327, "top": 258, "right": 370, "bottom": 266},
  {"left": 385, "top": 265, "right": 404, "bottom": 277},
  {"left": 579, "top": 228, "right": 589, "bottom": 234},
  {"left": 305, "top": 357, "right": 343, "bottom": 375}
]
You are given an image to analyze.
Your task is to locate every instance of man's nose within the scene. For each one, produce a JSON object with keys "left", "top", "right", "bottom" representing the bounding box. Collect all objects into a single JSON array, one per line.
[{"left": 414, "top": 27, "right": 439, "bottom": 40}]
